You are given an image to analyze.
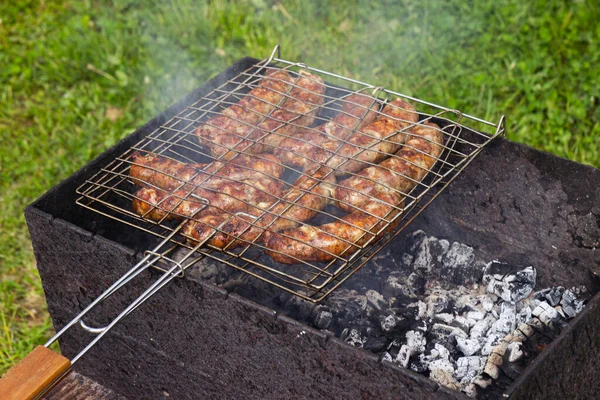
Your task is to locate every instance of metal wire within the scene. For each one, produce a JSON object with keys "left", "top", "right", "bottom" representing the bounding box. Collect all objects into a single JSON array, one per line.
[{"left": 76, "top": 46, "right": 504, "bottom": 303}]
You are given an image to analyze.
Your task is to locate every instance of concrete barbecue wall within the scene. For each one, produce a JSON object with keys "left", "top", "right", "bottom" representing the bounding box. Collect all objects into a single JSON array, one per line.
[{"left": 26, "top": 57, "right": 600, "bottom": 399}]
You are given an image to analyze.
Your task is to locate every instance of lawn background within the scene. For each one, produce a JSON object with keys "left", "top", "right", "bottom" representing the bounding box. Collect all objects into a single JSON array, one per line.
[{"left": 0, "top": 0, "right": 598, "bottom": 373}]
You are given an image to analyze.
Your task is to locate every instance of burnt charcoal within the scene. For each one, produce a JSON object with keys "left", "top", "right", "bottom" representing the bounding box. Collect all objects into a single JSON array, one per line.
[
  {"left": 561, "top": 289, "right": 585, "bottom": 318},
  {"left": 409, "top": 357, "right": 430, "bottom": 374},
  {"left": 483, "top": 261, "right": 536, "bottom": 302},
  {"left": 531, "top": 301, "right": 560, "bottom": 328},
  {"left": 545, "top": 286, "right": 565, "bottom": 306},
  {"left": 395, "top": 344, "right": 412, "bottom": 368},
  {"left": 456, "top": 337, "right": 483, "bottom": 357},
  {"left": 381, "top": 272, "right": 405, "bottom": 298},
  {"left": 431, "top": 323, "right": 468, "bottom": 339},
  {"left": 433, "top": 313, "right": 454, "bottom": 324},
  {"left": 454, "top": 356, "right": 486, "bottom": 381},
  {"left": 365, "top": 289, "right": 386, "bottom": 311},
  {"left": 381, "top": 352, "right": 393, "bottom": 363},
  {"left": 363, "top": 336, "right": 390, "bottom": 353},
  {"left": 428, "top": 358, "right": 460, "bottom": 391},
  {"left": 450, "top": 316, "right": 471, "bottom": 334},
  {"left": 379, "top": 313, "right": 409, "bottom": 334},
  {"left": 479, "top": 295, "right": 496, "bottom": 312},
  {"left": 440, "top": 242, "right": 481, "bottom": 285},
  {"left": 341, "top": 328, "right": 366, "bottom": 348},
  {"left": 312, "top": 306, "right": 333, "bottom": 330},
  {"left": 406, "top": 273, "right": 428, "bottom": 296},
  {"left": 425, "top": 294, "right": 451, "bottom": 317},
  {"left": 428, "top": 329, "right": 458, "bottom": 356},
  {"left": 408, "top": 231, "right": 450, "bottom": 273},
  {"left": 405, "top": 329, "right": 427, "bottom": 353}
]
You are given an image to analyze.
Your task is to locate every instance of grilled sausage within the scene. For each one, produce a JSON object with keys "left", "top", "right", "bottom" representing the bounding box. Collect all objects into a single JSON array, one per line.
[
  {"left": 132, "top": 177, "right": 285, "bottom": 221},
  {"left": 195, "top": 70, "right": 325, "bottom": 160},
  {"left": 183, "top": 99, "right": 419, "bottom": 250},
  {"left": 195, "top": 69, "right": 295, "bottom": 159},
  {"left": 129, "top": 152, "right": 284, "bottom": 191},
  {"left": 274, "top": 93, "right": 380, "bottom": 169},
  {"left": 251, "top": 70, "right": 326, "bottom": 153},
  {"left": 325, "top": 98, "right": 419, "bottom": 176},
  {"left": 183, "top": 165, "right": 336, "bottom": 248},
  {"left": 263, "top": 121, "right": 444, "bottom": 264}
]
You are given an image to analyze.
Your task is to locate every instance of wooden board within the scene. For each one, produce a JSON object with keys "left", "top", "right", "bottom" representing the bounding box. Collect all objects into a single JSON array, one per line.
[{"left": 0, "top": 346, "right": 71, "bottom": 400}]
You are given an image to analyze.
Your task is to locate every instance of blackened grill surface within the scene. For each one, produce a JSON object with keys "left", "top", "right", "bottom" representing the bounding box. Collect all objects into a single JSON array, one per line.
[{"left": 27, "top": 57, "right": 600, "bottom": 399}]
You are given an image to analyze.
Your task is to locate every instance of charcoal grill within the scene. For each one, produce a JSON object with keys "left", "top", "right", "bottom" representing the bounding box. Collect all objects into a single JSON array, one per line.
[{"left": 5, "top": 46, "right": 599, "bottom": 399}]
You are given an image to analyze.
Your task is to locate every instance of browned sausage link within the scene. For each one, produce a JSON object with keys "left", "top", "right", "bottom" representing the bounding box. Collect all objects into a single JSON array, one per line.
[
  {"left": 274, "top": 93, "right": 380, "bottom": 169},
  {"left": 222, "top": 70, "right": 326, "bottom": 158},
  {"left": 129, "top": 152, "right": 284, "bottom": 191},
  {"left": 264, "top": 121, "right": 443, "bottom": 264},
  {"left": 132, "top": 177, "right": 286, "bottom": 221},
  {"left": 195, "top": 69, "right": 295, "bottom": 159},
  {"left": 248, "top": 70, "right": 326, "bottom": 154},
  {"left": 333, "top": 122, "right": 443, "bottom": 213},
  {"left": 183, "top": 165, "right": 336, "bottom": 248},
  {"left": 325, "top": 99, "right": 419, "bottom": 176},
  {"left": 129, "top": 152, "right": 205, "bottom": 191}
]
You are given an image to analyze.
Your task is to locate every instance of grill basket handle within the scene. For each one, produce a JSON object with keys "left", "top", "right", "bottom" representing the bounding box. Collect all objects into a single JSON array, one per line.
[{"left": 0, "top": 345, "right": 71, "bottom": 400}]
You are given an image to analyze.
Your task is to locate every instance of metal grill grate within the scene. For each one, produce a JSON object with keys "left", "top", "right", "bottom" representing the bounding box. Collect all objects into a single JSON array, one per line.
[{"left": 76, "top": 46, "right": 505, "bottom": 302}]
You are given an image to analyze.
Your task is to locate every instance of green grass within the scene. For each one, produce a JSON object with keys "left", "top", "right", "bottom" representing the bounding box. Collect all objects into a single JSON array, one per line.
[{"left": 0, "top": 0, "right": 598, "bottom": 373}]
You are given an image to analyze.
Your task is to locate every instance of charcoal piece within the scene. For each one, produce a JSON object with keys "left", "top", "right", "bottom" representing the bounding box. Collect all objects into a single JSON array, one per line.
[
  {"left": 544, "top": 287, "right": 565, "bottom": 306},
  {"left": 531, "top": 301, "right": 560, "bottom": 327},
  {"left": 426, "top": 294, "right": 450, "bottom": 318},
  {"left": 517, "top": 305, "right": 532, "bottom": 324},
  {"left": 431, "top": 323, "right": 468, "bottom": 339},
  {"left": 560, "top": 289, "right": 585, "bottom": 319},
  {"left": 428, "top": 359, "right": 460, "bottom": 391},
  {"left": 410, "top": 357, "right": 429, "bottom": 374},
  {"left": 379, "top": 314, "right": 402, "bottom": 333},
  {"left": 343, "top": 328, "right": 366, "bottom": 348},
  {"left": 483, "top": 261, "right": 536, "bottom": 302},
  {"left": 440, "top": 241, "right": 481, "bottom": 285},
  {"left": 405, "top": 329, "right": 427, "bottom": 353},
  {"left": 489, "top": 302, "right": 517, "bottom": 337},
  {"left": 406, "top": 273, "right": 428, "bottom": 297},
  {"left": 481, "top": 334, "right": 502, "bottom": 356},
  {"left": 506, "top": 342, "right": 525, "bottom": 363},
  {"left": 395, "top": 344, "right": 412, "bottom": 368},
  {"left": 428, "top": 329, "right": 458, "bottom": 355},
  {"left": 381, "top": 272, "right": 405, "bottom": 298},
  {"left": 408, "top": 231, "right": 450, "bottom": 273},
  {"left": 434, "top": 313, "right": 454, "bottom": 325},
  {"left": 363, "top": 336, "right": 390, "bottom": 353},
  {"left": 312, "top": 306, "right": 333, "bottom": 330},
  {"left": 381, "top": 352, "right": 393, "bottom": 363},
  {"left": 470, "top": 316, "right": 493, "bottom": 339},
  {"left": 365, "top": 289, "right": 386, "bottom": 311},
  {"left": 479, "top": 295, "right": 496, "bottom": 312},
  {"left": 456, "top": 337, "right": 483, "bottom": 357},
  {"left": 450, "top": 316, "right": 471, "bottom": 334},
  {"left": 454, "top": 356, "right": 486, "bottom": 381}
]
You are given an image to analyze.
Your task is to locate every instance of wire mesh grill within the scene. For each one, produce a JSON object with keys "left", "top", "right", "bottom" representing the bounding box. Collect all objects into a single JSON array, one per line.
[{"left": 76, "top": 47, "right": 505, "bottom": 302}]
